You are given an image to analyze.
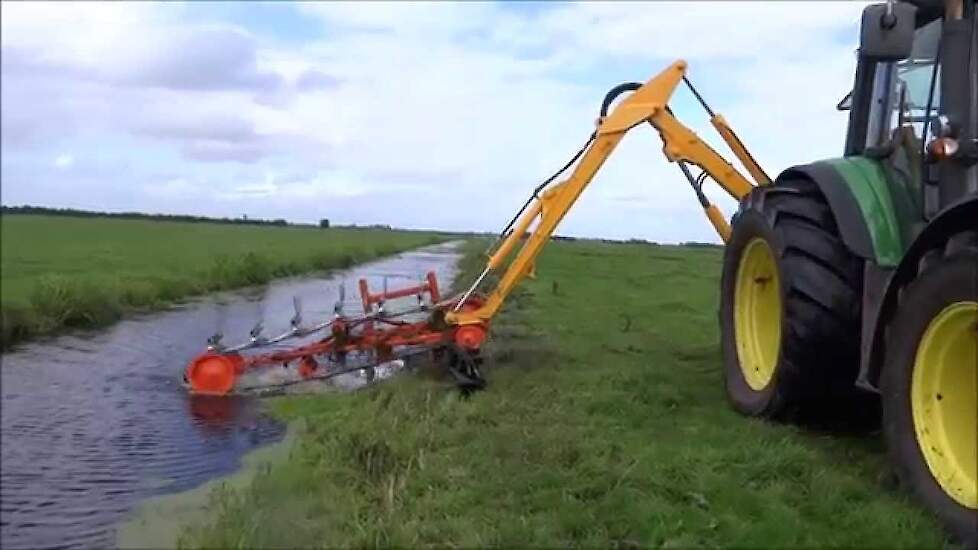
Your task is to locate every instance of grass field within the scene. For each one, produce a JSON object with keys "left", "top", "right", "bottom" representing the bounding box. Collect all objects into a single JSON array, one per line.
[
  {"left": 179, "top": 239, "right": 947, "bottom": 548},
  {"left": 0, "top": 214, "right": 444, "bottom": 348}
]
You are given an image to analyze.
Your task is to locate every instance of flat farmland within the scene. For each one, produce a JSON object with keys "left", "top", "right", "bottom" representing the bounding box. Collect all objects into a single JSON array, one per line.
[{"left": 0, "top": 214, "right": 444, "bottom": 347}]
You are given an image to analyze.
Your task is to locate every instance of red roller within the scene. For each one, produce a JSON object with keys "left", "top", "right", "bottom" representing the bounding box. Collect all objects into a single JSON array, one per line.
[
  {"left": 186, "top": 353, "right": 242, "bottom": 395},
  {"left": 454, "top": 325, "right": 487, "bottom": 350}
]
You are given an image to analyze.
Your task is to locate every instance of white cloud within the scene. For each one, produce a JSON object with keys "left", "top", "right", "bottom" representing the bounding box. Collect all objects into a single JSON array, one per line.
[
  {"left": 53, "top": 154, "right": 74, "bottom": 169},
  {"left": 144, "top": 177, "right": 197, "bottom": 199},
  {"left": 1, "top": 1, "right": 872, "bottom": 243}
]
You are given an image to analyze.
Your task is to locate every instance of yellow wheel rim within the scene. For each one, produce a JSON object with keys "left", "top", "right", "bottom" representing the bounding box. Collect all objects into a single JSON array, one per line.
[
  {"left": 911, "top": 301, "right": 978, "bottom": 509},
  {"left": 734, "top": 237, "right": 782, "bottom": 391}
]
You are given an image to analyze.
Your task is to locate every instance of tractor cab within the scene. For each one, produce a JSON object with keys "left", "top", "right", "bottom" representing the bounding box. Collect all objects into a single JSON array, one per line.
[{"left": 843, "top": 0, "right": 976, "bottom": 218}]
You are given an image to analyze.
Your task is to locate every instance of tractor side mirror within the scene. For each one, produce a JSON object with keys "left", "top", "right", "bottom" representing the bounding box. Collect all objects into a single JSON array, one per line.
[{"left": 859, "top": 1, "right": 917, "bottom": 61}]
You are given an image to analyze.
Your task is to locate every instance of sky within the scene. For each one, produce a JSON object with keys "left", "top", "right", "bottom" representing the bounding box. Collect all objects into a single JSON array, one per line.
[{"left": 0, "top": 1, "right": 869, "bottom": 243}]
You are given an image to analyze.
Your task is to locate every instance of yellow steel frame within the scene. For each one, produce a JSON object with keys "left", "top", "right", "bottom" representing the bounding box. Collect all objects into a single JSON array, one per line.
[{"left": 447, "top": 60, "right": 769, "bottom": 327}]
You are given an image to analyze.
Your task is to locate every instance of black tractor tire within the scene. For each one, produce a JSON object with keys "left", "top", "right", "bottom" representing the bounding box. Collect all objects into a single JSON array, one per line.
[
  {"left": 720, "top": 178, "right": 873, "bottom": 423},
  {"left": 881, "top": 234, "right": 978, "bottom": 547}
]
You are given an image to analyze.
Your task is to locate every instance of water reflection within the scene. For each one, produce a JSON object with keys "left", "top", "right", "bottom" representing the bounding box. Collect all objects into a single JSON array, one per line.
[{"left": 187, "top": 395, "right": 247, "bottom": 432}]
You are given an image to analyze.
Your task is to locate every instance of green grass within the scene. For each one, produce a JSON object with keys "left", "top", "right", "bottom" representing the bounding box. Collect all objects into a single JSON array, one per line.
[
  {"left": 179, "top": 239, "right": 947, "bottom": 548},
  {"left": 0, "top": 214, "right": 445, "bottom": 348}
]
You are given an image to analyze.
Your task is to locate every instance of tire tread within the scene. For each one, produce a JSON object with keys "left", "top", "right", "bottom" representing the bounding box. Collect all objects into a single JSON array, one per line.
[
  {"left": 722, "top": 176, "right": 868, "bottom": 422},
  {"left": 881, "top": 237, "right": 978, "bottom": 546}
]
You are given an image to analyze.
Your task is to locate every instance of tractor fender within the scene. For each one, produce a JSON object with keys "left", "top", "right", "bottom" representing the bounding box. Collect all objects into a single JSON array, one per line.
[
  {"left": 858, "top": 196, "right": 978, "bottom": 391},
  {"left": 775, "top": 159, "right": 914, "bottom": 395},
  {"left": 777, "top": 162, "right": 878, "bottom": 263}
]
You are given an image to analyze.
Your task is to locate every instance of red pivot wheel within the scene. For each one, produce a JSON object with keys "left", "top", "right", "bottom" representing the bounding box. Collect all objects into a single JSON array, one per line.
[{"left": 186, "top": 354, "right": 241, "bottom": 395}]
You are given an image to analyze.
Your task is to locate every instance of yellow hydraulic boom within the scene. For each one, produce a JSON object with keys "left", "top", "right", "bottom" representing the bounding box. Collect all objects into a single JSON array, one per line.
[{"left": 447, "top": 60, "right": 770, "bottom": 327}]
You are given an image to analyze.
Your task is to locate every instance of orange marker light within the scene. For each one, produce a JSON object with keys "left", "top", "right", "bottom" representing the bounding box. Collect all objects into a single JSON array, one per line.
[{"left": 928, "top": 137, "right": 960, "bottom": 160}]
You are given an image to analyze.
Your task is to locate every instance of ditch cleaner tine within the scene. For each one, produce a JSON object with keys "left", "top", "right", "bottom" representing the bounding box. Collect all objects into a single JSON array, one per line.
[
  {"left": 416, "top": 274, "right": 427, "bottom": 309},
  {"left": 379, "top": 276, "right": 389, "bottom": 315},
  {"left": 249, "top": 321, "right": 266, "bottom": 345},
  {"left": 445, "top": 345, "right": 486, "bottom": 393},
  {"left": 290, "top": 295, "right": 303, "bottom": 330},
  {"left": 334, "top": 283, "right": 346, "bottom": 316},
  {"left": 206, "top": 332, "right": 224, "bottom": 352}
]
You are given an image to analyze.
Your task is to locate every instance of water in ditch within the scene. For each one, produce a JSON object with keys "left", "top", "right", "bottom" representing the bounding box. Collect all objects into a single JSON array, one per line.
[{"left": 0, "top": 241, "right": 462, "bottom": 549}]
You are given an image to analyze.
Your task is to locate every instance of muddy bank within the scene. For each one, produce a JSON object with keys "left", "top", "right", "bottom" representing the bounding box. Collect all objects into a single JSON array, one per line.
[{"left": 116, "top": 421, "right": 303, "bottom": 549}]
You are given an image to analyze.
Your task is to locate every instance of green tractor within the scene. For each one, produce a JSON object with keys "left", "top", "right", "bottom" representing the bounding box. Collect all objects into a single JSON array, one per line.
[{"left": 720, "top": 0, "right": 976, "bottom": 542}]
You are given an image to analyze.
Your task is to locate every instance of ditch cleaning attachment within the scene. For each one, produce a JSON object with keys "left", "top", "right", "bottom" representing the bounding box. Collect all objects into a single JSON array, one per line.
[
  {"left": 184, "top": 61, "right": 764, "bottom": 397},
  {"left": 184, "top": 271, "right": 488, "bottom": 395}
]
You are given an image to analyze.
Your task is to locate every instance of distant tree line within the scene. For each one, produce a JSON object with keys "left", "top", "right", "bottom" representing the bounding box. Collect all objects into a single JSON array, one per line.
[
  {"left": 1, "top": 205, "right": 724, "bottom": 246},
  {"left": 680, "top": 241, "right": 723, "bottom": 249},
  {"left": 1, "top": 204, "right": 303, "bottom": 228},
  {"left": 0, "top": 205, "right": 460, "bottom": 236}
]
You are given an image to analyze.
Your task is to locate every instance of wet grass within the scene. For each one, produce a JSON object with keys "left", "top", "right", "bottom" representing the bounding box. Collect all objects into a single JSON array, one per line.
[
  {"left": 180, "top": 239, "right": 947, "bottom": 548},
  {"left": 0, "top": 214, "right": 446, "bottom": 348}
]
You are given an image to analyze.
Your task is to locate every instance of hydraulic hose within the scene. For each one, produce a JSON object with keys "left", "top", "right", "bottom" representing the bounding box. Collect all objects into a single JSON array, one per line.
[
  {"left": 491, "top": 132, "right": 595, "bottom": 244},
  {"left": 600, "top": 82, "right": 643, "bottom": 117},
  {"left": 490, "top": 81, "right": 646, "bottom": 249}
]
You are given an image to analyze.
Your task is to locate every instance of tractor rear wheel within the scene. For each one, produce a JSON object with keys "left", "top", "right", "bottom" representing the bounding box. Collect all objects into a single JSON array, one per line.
[
  {"left": 882, "top": 235, "right": 977, "bottom": 546},
  {"left": 720, "top": 178, "right": 870, "bottom": 422}
]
